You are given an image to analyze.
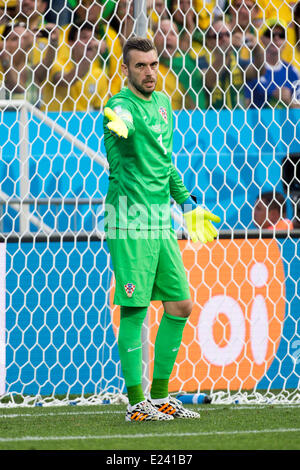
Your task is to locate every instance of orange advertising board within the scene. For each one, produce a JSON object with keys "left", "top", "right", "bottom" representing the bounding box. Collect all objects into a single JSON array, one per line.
[{"left": 111, "top": 238, "right": 286, "bottom": 392}]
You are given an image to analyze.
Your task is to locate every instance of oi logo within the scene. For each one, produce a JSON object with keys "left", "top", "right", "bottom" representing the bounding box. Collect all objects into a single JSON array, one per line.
[{"left": 167, "top": 238, "right": 286, "bottom": 392}]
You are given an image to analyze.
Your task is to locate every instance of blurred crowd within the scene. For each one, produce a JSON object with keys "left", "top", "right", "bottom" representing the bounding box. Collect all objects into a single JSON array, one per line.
[{"left": 0, "top": 0, "right": 300, "bottom": 112}]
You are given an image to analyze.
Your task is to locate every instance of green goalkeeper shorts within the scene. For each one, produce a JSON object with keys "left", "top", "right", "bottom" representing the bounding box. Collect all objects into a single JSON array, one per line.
[{"left": 106, "top": 228, "right": 190, "bottom": 307}]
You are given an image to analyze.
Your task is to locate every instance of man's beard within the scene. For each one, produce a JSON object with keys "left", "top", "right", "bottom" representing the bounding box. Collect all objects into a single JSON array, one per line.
[{"left": 129, "top": 73, "right": 156, "bottom": 97}]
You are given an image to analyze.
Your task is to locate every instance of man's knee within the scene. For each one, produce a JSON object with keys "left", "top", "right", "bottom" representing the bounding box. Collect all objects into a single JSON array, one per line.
[
  {"left": 163, "top": 299, "right": 193, "bottom": 318},
  {"left": 179, "top": 299, "right": 193, "bottom": 318}
]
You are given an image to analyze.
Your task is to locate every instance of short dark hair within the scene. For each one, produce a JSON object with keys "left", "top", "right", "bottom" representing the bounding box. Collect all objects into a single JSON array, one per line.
[
  {"left": 260, "top": 191, "right": 287, "bottom": 217},
  {"left": 123, "top": 36, "right": 157, "bottom": 65}
]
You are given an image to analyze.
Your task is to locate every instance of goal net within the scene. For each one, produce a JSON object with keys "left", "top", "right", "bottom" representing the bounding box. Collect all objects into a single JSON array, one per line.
[{"left": 0, "top": 0, "right": 299, "bottom": 407}]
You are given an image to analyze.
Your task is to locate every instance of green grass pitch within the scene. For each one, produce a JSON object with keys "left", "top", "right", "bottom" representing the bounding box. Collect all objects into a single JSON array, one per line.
[{"left": 0, "top": 403, "right": 300, "bottom": 451}]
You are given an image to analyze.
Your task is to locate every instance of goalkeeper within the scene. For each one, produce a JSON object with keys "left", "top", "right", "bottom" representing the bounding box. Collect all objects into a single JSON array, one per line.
[{"left": 103, "top": 37, "right": 220, "bottom": 422}]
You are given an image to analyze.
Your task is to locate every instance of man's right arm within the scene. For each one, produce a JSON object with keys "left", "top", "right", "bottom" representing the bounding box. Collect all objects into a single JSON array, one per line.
[{"left": 104, "top": 106, "right": 135, "bottom": 138}]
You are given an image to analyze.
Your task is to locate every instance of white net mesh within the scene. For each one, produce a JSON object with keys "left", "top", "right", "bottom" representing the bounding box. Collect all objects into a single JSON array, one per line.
[{"left": 0, "top": 0, "right": 299, "bottom": 407}]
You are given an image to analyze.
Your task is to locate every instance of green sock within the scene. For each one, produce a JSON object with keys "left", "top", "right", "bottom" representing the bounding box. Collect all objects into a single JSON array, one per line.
[
  {"left": 151, "top": 312, "right": 188, "bottom": 399},
  {"left": 126, "top": 384, "right": 145, "bottom": 407},
  {"left": 118, "top": 306, "right": 148, "bottom": 405}
]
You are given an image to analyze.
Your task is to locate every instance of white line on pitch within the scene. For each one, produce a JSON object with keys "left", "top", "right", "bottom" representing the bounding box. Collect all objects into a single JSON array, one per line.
[
  {"left": 1, "top": 403, "right": 300, "bottom": 419},
  {"left": 0, "top": 410, "right": 124, "bottom": 419},
  {"left": 0, "top": 428, "right": 300, "bottom": 443}
]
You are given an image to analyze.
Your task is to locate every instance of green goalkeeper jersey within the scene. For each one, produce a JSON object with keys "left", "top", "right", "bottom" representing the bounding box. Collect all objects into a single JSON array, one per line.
[{"left": 103, "top": 87, "right": 190, "bottom": 230}]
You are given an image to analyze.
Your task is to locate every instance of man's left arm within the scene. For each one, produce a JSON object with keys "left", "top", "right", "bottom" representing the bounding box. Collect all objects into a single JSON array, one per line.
[
  {"left": 169, "top": 164, "right": 221, "bottom": 243},
  {"left": 169, "top": 164, "right": 190, "bottom": 205}
]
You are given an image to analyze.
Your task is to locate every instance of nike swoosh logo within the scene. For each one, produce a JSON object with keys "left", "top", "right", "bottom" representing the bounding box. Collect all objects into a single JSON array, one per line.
[
  {"left": 172, "top": 347, "right": 179, "bottom": 352},
  {"left": 127, "top": 346, "right": 142, "bottom": 352}
]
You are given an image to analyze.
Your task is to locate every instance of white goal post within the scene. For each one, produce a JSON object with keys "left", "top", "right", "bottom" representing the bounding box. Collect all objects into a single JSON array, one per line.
[{"left": 0, "top": 97, "right": 299, "bottom": 407}]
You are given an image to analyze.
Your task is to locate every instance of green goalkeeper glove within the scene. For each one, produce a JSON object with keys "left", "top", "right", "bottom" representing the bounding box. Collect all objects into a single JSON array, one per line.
[
  {"left": 104, "top": 107, "right": 128, "bottom": 139},
  {"left": 183, "top": 207, "right": 221, "bottom": 243}
]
